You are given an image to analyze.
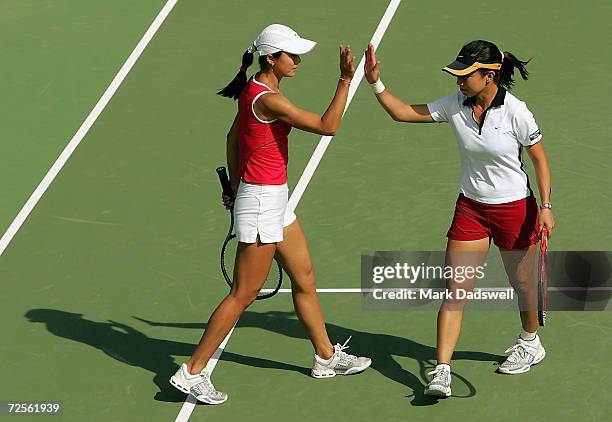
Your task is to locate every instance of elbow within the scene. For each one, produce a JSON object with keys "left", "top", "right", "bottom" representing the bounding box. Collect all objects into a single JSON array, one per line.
[
  {"left": 388, "top": 109, "right": 407, "bottom": 122},
  {"left": 391, "top": 113, "right": 409, "bottom": 122},
  {"left": 320, "top": 124, "right": 336, "bottom": 136}
]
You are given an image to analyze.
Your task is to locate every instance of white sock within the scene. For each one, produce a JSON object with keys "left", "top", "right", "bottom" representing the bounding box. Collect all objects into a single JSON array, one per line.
[
  {"left": 182, "top": 363, "right": 199, "bottom": 378},
  {"left": 436, "top": 363, "right": 451, "bottom": 371},
  {"left": 520, "top": 329, "right": 537, "bottom": 341},
  {"left": 315, "top": 354, "right": 334, "bottom": 365}
]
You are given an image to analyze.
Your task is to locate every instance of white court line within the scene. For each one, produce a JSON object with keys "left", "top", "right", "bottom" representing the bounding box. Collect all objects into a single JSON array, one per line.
[
  {"left": 0, "top": 0, "right": 179, "bottom": 257},
  {"left": 174, "top": 326, "right": 235, "bottom": 421},
  {"left": 547, "top": 287, "right": 612, "bottom": 292},
  {"left": 263, "top": 288, "right": 513, "bottom": 293},
  {"left": 259, "top": 287, "right": 612, "bottom": 293},
  {"left": 287, "top": 0, "right": 402, "bottom": 213},
  {"left": 176, "top": 1, "right": 402, "bottom": 420}
]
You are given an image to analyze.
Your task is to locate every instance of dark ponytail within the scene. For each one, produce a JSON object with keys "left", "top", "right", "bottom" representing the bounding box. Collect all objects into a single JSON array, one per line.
[
  {"left": 459, "top": 40, "right": 531, "bottom": 90},
  {"left": 217, "top": 50, "right": 254, "bottom": 100},
  {"left": 498, "top": 51, "right": 530, "bottom": 90}
]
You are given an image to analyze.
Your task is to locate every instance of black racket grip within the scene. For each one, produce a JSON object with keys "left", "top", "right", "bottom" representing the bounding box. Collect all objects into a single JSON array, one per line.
[{"left": 216, "top": 166, "right": 235, "bottom": 199}]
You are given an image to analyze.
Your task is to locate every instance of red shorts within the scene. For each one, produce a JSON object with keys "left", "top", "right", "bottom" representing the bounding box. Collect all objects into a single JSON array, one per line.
[{"left": 447, "top": 194, "right": 539, "bottom": 250}]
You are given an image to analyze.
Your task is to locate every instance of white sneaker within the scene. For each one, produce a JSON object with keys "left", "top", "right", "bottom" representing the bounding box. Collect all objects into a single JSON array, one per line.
[
  {"left": 170, "top": 363, "right": 228, "bottom": 404},
  {"left": 498, "top": 335, "right": 546, "bottom": 374},
  {"left": 424, "top": 364, "right": 452, "bottom": 397},
  {"left": 311, "top": 336, "right": 372, "bottom": 378}
]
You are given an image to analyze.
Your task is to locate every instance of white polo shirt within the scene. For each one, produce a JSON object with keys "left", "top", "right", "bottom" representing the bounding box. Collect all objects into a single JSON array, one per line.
[{"left": 427, "top": 88, "right": 542, "bottom": 204}]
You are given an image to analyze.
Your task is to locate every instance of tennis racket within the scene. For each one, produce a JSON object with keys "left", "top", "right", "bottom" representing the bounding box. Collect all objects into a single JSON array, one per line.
[
  {"left": 216, "top": 167, "right": 283, "bottom": 300},
  {"left": 537, "top": 228, "right": 549, "bottom": 326}
]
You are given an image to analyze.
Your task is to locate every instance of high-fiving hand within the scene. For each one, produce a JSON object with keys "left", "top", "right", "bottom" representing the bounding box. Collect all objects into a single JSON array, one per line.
[
  {"left": 339, "top": 45, "right": 355, "bottom": 82},
  {"left": 364, "top": 43, "right": 380, "bottom": 84}
]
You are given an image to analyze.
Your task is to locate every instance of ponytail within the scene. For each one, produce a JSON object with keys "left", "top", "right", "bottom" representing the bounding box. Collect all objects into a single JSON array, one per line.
[
  {"left": 217, "top": 50, "right": 254, "bottom": 100},
  {"left": 460, "top": 40, "right": 531, "bottom": 90},
  {"left": 497, "top": 51, "right": 530, "bottom": 90}
]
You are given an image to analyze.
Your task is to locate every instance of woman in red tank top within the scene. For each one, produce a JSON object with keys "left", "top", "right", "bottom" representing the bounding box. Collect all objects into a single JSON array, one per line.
[{"left": 170, "top": 25, "right": 371, "bottom": 404}]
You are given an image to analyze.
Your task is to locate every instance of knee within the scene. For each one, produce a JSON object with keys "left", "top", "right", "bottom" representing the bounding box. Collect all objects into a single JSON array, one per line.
[
  {"left": 508, "top": 272, "right": 535, "bottom": 294},
  {"left": 291, "top": 265, "right": 317, "bottom": 294},
  {"left": 230, "top": 289, "right": 258, "bottom": 309},
  {"left": 300, "top": 262, "right": 315, "bottom": 281},
  {"left": 440, "top": 282, "right": 471, "bottom": 310},
  {"left": 441, "top": 297, "right": 468, "bottom": 311}
]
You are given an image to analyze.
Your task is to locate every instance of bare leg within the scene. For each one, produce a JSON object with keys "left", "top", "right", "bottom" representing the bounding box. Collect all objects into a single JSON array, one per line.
[
  {"left": 186, "top": 238, "right": 276, "bottom": 374},
  {"left": 275, "top": 219, "right": 334, "bottom": 359},
  {"left": 436, "top": 238, "right": 489, "bottom": 364},
  {"left": 500, "top": 244, "right": 538, "bottom": 333}
]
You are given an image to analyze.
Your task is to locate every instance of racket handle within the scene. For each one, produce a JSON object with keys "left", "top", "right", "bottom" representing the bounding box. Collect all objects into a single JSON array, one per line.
[
  {"left": 540, "top": 228, "right": 548, "bottom": 253},
  {"left": 216, "top": 166, "right": 235, "bottom": 199}
]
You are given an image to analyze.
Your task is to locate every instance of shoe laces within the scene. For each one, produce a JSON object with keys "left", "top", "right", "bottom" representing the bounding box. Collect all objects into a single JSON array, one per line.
[
  {"left": 333, "top": 336, "right": 357, "bottom": 361},
  {"left": 194, "top": 371, "right": 215, "bottom": 393},
  {"left": 427, "top": 367, "right": 450, "bottom": 384},
  {"left": 504, "top": 343, "right": 531, "bottom": 363}
]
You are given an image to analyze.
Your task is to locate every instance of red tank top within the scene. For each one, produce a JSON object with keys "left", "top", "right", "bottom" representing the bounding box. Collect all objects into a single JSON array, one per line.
[{"left": 236, "top": 77, "right": 292, "bottom": 184}]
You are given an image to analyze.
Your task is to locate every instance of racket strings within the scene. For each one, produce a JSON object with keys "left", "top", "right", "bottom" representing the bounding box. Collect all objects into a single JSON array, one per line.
[{"left": 219, "top": 210, "right": 283, "bottom": 300}]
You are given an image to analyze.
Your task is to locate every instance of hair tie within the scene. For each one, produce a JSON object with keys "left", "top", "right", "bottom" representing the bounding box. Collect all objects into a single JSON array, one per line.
[
  {"left": 500, "top": 50, "right": 505, "bottom": 63},
  {"left": 246, "top": 42, "right": 257, "bottom": 54}
]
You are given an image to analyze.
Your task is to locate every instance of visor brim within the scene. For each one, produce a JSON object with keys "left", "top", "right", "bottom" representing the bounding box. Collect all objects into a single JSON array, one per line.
[
  {"left": 442, "top": 60, "right": 502, "bottom": 76},
  {"left": 279, "top": 38, "right": 317, "bottom": 55}
]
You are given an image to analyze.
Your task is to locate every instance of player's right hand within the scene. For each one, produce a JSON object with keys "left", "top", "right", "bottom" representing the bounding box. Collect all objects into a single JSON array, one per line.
[
  {"left": 364, "top": 43, "right": 380, "bottom": 84},
  {"left": 222, "top": 193, "right": 234, "bottom": 210},
  {"left": 339, "top": 44, "right": 355, "bottom": 82}
]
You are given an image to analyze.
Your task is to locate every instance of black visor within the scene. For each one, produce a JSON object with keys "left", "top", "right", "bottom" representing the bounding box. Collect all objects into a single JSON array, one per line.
[{"left": 443, "top": 55, "right": 502, "bottom": 76}]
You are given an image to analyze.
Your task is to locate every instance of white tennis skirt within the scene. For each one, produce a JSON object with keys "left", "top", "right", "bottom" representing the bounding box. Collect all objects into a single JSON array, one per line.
[{"left": 234, "top": 181, "right": 297, "bottom": 244}]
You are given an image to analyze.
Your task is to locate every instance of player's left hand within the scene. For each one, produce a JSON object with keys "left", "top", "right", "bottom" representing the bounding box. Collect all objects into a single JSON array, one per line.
[{"left": 539, "top": 209, "right": 555, "bottom": 238}]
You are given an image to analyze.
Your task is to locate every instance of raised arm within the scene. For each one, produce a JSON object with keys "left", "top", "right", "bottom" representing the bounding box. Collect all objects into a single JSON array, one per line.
[
  {"left": 258, "top": 45, "right": 355, "bottom": 136},
  {"left": 364, "top": 43, "right": 434, "bottom": 123}
]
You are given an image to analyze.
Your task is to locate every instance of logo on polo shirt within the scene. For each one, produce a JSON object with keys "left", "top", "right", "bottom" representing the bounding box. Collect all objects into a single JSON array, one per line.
[{"left": 529, "top": 129, "right": 542, "bottom": 141}]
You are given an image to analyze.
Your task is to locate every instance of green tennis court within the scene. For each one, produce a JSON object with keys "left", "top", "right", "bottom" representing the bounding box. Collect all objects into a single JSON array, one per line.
[{"left": 2, "top": 0, "right": 611, "bottom": 420}]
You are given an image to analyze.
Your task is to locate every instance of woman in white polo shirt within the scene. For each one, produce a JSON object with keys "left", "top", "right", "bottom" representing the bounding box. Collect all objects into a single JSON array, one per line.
[{"left": 364, "top": 40, "right": 555, "bottom": 397}]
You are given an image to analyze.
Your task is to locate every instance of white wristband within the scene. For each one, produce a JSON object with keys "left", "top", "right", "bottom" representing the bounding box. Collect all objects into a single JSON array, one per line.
[{"left": 370, "top": 79, "right": 386, "bottom": 94}]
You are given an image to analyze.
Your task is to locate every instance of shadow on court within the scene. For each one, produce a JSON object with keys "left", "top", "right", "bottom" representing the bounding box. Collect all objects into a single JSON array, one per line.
[
  {"left": 25, "top": 308, "right": 304, "bottom": 403},
  {"left": 25, "top": 308, "right": 503, "bottom": 406},
  {"left": 25, "top": 309, "right": 190, "bottom": 403}
]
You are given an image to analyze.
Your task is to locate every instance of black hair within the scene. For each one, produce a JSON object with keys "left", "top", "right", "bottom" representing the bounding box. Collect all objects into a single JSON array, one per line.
[
  {"left": 258, "top": 51, "right": 282, "bottom": 71},
  {"left": 459, "top": 40, "right": 530, "bottom": 90},
  {"left": 217, "top": 51, "right": 283, "bottom": 100}
]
